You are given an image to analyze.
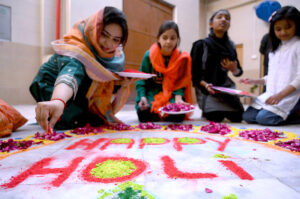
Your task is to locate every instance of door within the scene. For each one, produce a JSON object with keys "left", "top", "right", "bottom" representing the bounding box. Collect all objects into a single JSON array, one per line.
[{"left": 123, "top": 0, "right": 173, "bottom": 103}]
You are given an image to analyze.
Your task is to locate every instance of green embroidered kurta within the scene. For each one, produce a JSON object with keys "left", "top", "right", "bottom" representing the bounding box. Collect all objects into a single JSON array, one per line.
[
  {"left": 135, "top": 50, "right": 184, "bottom": 110},
  {"left": 30, "top": 54, "right": 104, "bottom": 130}
]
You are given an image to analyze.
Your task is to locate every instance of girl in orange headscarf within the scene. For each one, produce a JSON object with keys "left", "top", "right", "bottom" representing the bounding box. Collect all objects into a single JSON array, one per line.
[
  {"left": 30, "top": 7, "right": 134, "bottom": 130},
  {"left": 135, "top": 21, "right": 192, "bottom": 122}
]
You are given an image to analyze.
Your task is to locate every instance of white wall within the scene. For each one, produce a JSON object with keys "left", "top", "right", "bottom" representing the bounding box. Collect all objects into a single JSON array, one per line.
[
  {"left": 281, "top": 0, "right": 300, "bottom": 9},
  {"left": 0, "top": 0, "right": 41, "bottom": 46},
  {"left": 165, "top": 0, "right": 200, "bottom": 52},
  {"left": 42, "top": 0, "right": 56, "bottom": 48},
  {"left": 0, "top": 0, "right": 53, "bottom": 104},
  {"left": 67, "top": 0, "right": 122, "bottom": 34}
]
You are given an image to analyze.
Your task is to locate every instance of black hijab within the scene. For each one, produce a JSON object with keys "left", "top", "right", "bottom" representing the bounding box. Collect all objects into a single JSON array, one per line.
[
  {"left": 201, "top": 29, "right": 241, "bottom": 88},
  {"left": 204, "top": 29, "right": 237, "bottom": 61}
]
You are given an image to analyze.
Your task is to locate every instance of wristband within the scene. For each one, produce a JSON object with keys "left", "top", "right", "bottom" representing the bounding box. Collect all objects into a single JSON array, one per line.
[{"left": 51, "top": 98, "right": 66, "bottom": 108}]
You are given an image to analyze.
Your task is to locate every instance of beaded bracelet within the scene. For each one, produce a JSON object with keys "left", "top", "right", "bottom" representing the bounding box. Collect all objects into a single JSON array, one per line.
[{"left": 51, "top": 98, "right": 66, "bottom": 109}]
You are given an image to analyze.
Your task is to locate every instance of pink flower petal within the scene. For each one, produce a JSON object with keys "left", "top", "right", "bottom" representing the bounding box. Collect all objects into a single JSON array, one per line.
[{"left": 205, "top": 188, "right": 213, "bottom": 193}]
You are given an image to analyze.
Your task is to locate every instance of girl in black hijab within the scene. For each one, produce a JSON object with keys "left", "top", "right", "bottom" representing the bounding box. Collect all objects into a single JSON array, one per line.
[{"left": 191, "top": 9, "right": 244, "bottom": 122}]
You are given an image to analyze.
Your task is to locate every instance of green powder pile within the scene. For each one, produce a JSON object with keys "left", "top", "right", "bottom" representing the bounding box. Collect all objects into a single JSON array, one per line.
[
  {"left": 222, "top": 193, "right": 238, "bottom": 199},
  {"left": 117, "top": 187, "right": 144, "bottom": 199},
  {"left": 90, "top": 160, "right": 137, "bottom": 179},
  {"left": 97, "top": 181, "right": 155, "bottom": 199},
  {"left": 110, "top": 138, "right": 132, "bottom": 144},
  {"left": 213, "top": 154, "right": 230, "bottom": 159},
  {"left": 178, "top": 137, "right": 200, "bottom": 144},
  {"left": 142, "top": 138, "right": 166, "bottom": 144}
]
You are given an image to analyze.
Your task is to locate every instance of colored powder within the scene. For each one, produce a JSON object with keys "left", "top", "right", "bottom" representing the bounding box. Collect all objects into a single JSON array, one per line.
[
  {"left": 222, "top": 193, "right": 238, "bottom": 199},
  {"left": 110, "top": 138, "right": 132, "bottom": 144},
  {"left": 98, "top": 189, "right": 105, "bottom": 194},
  {"left": 90, "top": 160, "right": 137, "bottom": 179},
  {"left": 118, "top": 181, "right": 143, "bottom": 190},
  {"left": 98, "top": 192, "right": 112, "bottom": 199},
  {"left": 178, "top": 137, "right": 200, "bottom": 144},
  {"left": 143, "top": 138, "right": 165, "bottom": 144},
  {"left": 117, "top": 187, "right": 143, "bottom": 199},
  {"left": 111, "top": 187, "right": 122, "bottom": 193},
  {"left": 213, "top": 154, "right": 230, "bottom": 159},
  {"left": 97, "top": 181, "right": 155, "bottom": 199}
]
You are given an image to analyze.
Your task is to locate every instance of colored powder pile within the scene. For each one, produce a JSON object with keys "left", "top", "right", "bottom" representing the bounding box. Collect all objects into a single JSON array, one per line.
[
  {"left": 223, "top": 193, "right": 238, "bottom": 199},
  {"left": 213, "top": 154, "right": 230, "bottom": 158},
  {"left": 111, "top": 138, "right": 132, "bottom": 144},
  {"left": 90, "top": 160, "right": 137, "bottom": 179},
  {"left": 143, "top": 138, "right": 166, "bottom": 144},
  {"left": 97, "top": 181, "right": 155, "bottom": 199},
  {"left": 178, "top": 137, "right": 200, "bottom": 144}
]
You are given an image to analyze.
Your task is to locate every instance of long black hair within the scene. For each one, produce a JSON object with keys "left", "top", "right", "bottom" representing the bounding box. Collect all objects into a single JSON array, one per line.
[
  {"left": 103, "top": 6, "right": 128, "bottom": 46},
  {"left": 269, "top": 6, "right": 300, "bottom": 52},
  {"left": 157, "top": 20, "right": 181, "bottom": 46}
]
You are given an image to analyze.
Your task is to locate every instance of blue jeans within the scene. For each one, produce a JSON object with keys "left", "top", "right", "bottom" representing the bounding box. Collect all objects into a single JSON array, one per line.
[{"left": 243, "top": 107, "right": 284, "bottom": 126}]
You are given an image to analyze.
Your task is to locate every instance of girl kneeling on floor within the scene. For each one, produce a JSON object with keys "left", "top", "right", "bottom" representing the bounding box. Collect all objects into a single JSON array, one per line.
[
  {"left": 191, "top": 9, "right": 244, "bottom": 123},
  {"left": 135, "top": 21, "right": 193, "bottom": 122},
  {"left": 30, "top": 7, "right": 135, "bottom": 130},
  {"left": 240, "top": 6, "right": 300, "bottom": 125}
]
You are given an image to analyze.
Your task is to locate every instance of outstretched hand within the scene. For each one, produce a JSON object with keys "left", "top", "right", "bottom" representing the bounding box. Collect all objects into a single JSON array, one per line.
[
  {"left": 239, "top": 78, "right": 265, "bottom": 85},
  {"left": 35, "top": 100, "right": 65, "bottom": 131},
  {"left": 175, "top": 95, "right": 190, "bottom": 105}
]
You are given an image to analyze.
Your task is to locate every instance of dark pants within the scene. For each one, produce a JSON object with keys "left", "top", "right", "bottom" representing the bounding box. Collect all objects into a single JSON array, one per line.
[
  {"left": 287, "top": 98, "right": 300, "bottom": 124},
  {"left": 204, "top": 111, "right": 243, "bottom": 123},
  {"left": 137, "top": 108, "right": 185, "bottom": 123}
]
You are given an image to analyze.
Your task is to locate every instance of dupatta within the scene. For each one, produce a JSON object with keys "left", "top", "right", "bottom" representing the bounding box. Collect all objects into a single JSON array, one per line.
[
  {"left": 149, "top": 43, "right": 193, "bottom": 114},
  {"left": 51, "top": 8, "right": 129, "bottom": 123}
]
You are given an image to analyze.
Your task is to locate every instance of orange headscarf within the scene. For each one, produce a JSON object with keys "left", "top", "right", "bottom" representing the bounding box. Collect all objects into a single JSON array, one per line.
[
  {"left": 63, "top": 9, "right": 113, "bottom": 59},
  {"left": 149, "top": 43, "right": 193, "bottom": 113},
  {"left": 52, "top": 8, "right": 129, "bottom": 123}
]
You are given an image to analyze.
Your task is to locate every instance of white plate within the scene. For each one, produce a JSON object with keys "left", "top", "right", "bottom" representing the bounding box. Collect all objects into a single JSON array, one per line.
[
  {"left": 212, "top": 86, "right": 256, "bottom": 98},
  {"left": 159, "top": 105, "right": 195, "bottom": 115},
  {"left": 116, "top": 72, "right": 156, "bottom": 79}
]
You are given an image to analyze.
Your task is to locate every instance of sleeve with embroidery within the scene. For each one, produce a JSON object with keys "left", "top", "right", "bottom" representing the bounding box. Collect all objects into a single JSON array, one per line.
[{"left": 54, "top": 55, "right": 86, "bottom": 99}]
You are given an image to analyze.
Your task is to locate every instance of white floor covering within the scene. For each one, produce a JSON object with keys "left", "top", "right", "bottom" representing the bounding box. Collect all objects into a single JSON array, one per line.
[{"left": 0, "top": 103, "right": 299, "bottom": 199}]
